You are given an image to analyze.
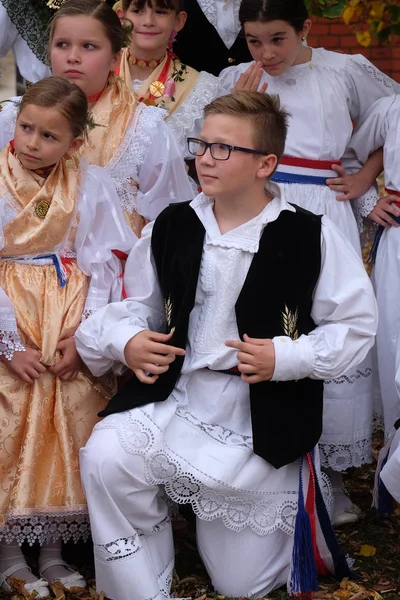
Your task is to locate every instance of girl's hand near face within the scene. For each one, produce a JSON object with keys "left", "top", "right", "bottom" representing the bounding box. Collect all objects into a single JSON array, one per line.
[{"left": 232, "top": 62, "right": 268, "bottom": 94}]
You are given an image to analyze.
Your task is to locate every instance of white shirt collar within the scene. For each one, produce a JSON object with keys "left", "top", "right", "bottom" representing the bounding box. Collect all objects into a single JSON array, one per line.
[{"left": 190, "top": 182, "right": 295, "bottom": 253}]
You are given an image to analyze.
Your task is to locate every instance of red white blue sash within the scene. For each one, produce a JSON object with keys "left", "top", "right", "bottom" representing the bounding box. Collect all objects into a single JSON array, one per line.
[{"left": 271, "top": 156, "right": 341, "bottom": 186}]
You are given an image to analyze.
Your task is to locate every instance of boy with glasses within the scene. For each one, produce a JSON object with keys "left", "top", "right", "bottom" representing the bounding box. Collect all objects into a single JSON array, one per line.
[{"left": 76, "top": 92, "right": 377, "bottom": 600}]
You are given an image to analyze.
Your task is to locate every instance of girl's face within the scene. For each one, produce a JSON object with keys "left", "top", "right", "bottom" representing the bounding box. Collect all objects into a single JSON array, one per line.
[
  {"left": 50, "top": 15, "right": 120, "bottom": 97},
  {"left": 14, "top": 105, "right": 83, "bottom": 170},
  {"left": 119, "top": 2, "right": 186, "bottom": 60},
  {"left": 244, "top": 19, "right": 312, "bottom": 76}
]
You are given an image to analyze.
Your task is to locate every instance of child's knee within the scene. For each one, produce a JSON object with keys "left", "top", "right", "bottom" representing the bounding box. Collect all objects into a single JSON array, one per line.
[{"left": 80, "top": 427, "right": 122, "bottom": 494}]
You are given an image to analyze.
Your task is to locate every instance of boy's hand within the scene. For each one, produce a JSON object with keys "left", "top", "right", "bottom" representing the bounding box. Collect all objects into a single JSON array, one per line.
[
  {"left": 326, "top": 165, "right": 371, "bottom": 201},
  {"left": 225, "top": 334, "right": 275, "bottom": 383},
  {"left": 232, "top": 62, "right": 268, "bottom": 94},
  {"left": 49, "top": 337, "right": 82, "bottom": 381},
  {"left": 124, "top": 330, "right": 186, "bottom": 384},
  {"left": 368, "top": 195, "right": 400, "bottom": 227},
  {"left": 0, "top": 347, "right": 46, "bottom": 383}
]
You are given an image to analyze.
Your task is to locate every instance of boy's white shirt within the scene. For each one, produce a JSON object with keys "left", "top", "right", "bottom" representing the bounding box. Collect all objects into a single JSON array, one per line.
[{"left": 75, "top": 183, "right": 378, "bottom": 382}]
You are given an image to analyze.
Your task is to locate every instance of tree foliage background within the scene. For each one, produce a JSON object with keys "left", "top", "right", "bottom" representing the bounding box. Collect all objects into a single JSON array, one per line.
[{"left": 306, "top": 0, "right": 400, "bottom": 46}]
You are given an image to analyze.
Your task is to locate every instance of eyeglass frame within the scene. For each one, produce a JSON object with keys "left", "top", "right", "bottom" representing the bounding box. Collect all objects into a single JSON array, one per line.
[{"left": 187, "top": 137, "right": 267, "bottom": 161}]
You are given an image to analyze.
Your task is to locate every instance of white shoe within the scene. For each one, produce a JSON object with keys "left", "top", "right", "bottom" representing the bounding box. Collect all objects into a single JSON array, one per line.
[
  {"left": 39, "top": 558, "right": 86, "bottom": 590},
  {"left": 0, "top": 562, "right": 50, "bottom": 597},
  {"left": 333, "top": 488, "right": 362, "bottom": 526}
]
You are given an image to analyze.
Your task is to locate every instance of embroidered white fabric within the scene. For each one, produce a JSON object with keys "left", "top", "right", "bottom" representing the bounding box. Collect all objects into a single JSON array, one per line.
[
  {"left": 95, "top": 532, "right": 142, "bottom": 563},
  {"left": 95, "top": 410, "right": 331, "bottom": 537},
  {"left": 353, "top": 191, "right": 380, "bottom": 231},
  {"left": 0, "top": 512, "right": 91, "bottom": 545},
  {"left": 319, "top": 439, "right": 372, "bottom": 471},
  {"left": 0, "top": 329, "right": 25, "bottom": 360},
  {"left": 197, "top": 0, "right": 241, "bottom": 48},
  {"left": 105, "top": 104, "right": 162, "bottom": 214},
  {"left": 0, "top": 98, "right": 18, "bottom": 150},
  {"left": 167, "top": 71, "right": 219, "bottom": 159},
  {"left": 82, "top": 295, "right": 110, "bottom": 321}
]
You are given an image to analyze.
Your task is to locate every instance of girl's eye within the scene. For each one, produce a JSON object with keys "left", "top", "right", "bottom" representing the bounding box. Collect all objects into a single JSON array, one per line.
[
  {"left": 249, "top": 40, "right": 260, "bottom": 46},
  {"left": 56, "top": 41, "right": 68, "bottom": 48},
  {"left": 20, "top": 124, "right": 29, "bottom": 131},
  {"left": 43, "top": 133, "right": 54, "bottom": 140},
  {"left": 130, "top": 8, "right": 141, "bottom": 13},
  {"left": 84, "top": 43, "right": 96, "bottom": 50},
  {"left": 272, "top": 37, "right": 284, "bottom": 44},
  {"left": 155, "top": 10, "right": 168, "bottom": 14}
]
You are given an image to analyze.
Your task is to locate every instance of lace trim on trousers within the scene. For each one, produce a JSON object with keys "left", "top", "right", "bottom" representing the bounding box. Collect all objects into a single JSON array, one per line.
[{"left": 96, "top": 412, "right": 333, "bottom": 536}]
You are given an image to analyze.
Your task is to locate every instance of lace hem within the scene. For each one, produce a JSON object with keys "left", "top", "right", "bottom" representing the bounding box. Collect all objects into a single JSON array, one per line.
[
  {"left": 325, "top": 366, "right": 372, "bottom": 385},
  {"left": 0, "top": 510, "right": 90, "bottom": 545},
  {"left": 97, "top": 412, "right": 331, "bottom": 536},
  {"left": 319, "top": 438, "right": 373, "bottom": 471},
  {"left": 82, "top": 295, "right": 109, "bottom": 321}
]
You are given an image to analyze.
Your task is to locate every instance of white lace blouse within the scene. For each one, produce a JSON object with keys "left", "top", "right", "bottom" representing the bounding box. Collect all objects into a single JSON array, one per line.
[{"left": 219, "top": 48, "right": 399, "bottom": 162}]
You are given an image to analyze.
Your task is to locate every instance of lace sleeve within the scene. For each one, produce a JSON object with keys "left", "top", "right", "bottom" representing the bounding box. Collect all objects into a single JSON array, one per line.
[
  {"left": 0, "top": 193, "right": 24, "bottom": 359},
  {"left": 133, "top": 106, "right": 195, "bottom": 220},
  {"left": 75, "top": 164, "right": 135, "bottom": 320},
  {"left": 0, "top": 98, "right": 19, "bottom": 151},
  {"left": 353, "top": 189, "right": 380, "bottom": 232},
  {"left": 0, "top": 308, "right": 25, "bottom": 360},
  {"left": 167, "top": 71, "right": 220, "bottom": 159},
  {"left": 345, "top": 54, "right": 400, "bottom": 121}
]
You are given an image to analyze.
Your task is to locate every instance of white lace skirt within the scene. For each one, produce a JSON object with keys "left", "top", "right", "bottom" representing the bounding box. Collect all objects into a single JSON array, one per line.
[
  {"left": 279, "top": 182, "right": 373, "bottom": 470},
  {"left": 373, "top": 226, "right": 400, "bottom": 435},
  {"left": 95, "top": 369, "right": 332, "bottom": 536}
]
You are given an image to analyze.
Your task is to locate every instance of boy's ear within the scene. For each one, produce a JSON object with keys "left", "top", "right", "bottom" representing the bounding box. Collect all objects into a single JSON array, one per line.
[
  {"left": 257, "top": 153, "right": 278, "bottom": 180},
  {"left": 174, "top": 11, "right": 187, "bottom": 33}
]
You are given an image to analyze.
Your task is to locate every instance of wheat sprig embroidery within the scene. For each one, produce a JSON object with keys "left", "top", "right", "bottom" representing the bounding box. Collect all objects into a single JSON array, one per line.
[
  {"left": 281, "top": 305, "right": 299, "bottom": 340},
  {"left": 164, "top": 296, "right": 175, "bottom": 334}
]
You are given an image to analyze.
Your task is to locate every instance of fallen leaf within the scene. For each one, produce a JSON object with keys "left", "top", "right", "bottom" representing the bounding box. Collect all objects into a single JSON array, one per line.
[{"left": 357, "top": 545, "right": 377, "bottom": 557}]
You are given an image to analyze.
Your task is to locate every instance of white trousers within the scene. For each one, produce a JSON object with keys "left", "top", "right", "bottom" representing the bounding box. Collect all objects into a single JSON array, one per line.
[{"left": 80, "top": 426, "right": 293, "bottom": 600}]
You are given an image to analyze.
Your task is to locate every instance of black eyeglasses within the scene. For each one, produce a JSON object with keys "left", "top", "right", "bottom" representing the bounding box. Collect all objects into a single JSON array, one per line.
[{"left": 187, "top": 137, "right": 266, "bottom": 161}]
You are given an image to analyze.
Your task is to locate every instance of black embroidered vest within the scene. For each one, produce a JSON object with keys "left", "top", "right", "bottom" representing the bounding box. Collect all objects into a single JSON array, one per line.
[
  {"left": 173, "top": 1, "right": 251, "bottom": 75},
  {"left": 100, "top": 202, "right": 324, "bottom": 468}
]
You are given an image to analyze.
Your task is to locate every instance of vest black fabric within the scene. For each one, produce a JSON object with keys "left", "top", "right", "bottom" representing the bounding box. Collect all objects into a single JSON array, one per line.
[
  {"left": 173, "top": 1, "right": 251, "bottom": 75},
  {"left": 100, "top": 202, "right": 324, "bottom": 469}
]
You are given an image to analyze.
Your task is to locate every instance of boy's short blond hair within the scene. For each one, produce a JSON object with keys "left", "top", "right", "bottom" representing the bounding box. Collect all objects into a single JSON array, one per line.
[{"left": 204, "top": 91, "right": 289, "bottom": 164}]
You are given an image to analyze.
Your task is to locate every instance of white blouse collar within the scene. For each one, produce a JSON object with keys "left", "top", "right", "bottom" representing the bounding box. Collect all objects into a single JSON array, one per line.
[{"left": 190, "top": 182, "right": 295, "bottom": 253}]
